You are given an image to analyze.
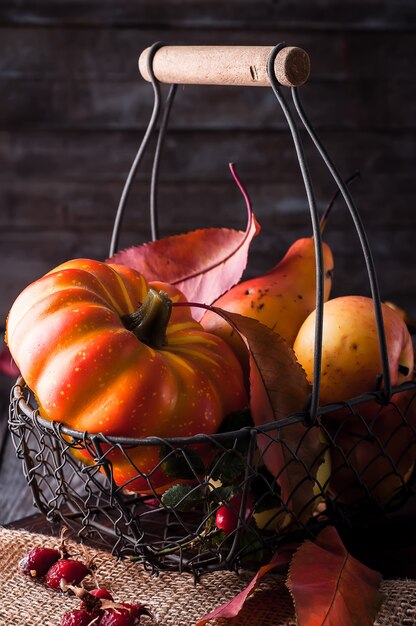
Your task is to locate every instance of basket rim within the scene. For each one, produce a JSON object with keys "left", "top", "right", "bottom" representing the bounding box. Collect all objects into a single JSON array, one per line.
[{"left": 11, "top": 375, "right": 416, "bottom": 448}]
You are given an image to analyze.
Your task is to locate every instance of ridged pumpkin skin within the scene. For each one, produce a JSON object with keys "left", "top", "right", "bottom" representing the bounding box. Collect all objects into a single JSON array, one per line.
[{"left": 6, "top": 258, "right": 247, "bottom": 492}]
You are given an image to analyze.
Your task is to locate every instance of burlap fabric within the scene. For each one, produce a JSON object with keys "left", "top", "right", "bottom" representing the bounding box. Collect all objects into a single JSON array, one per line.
[{"left": 0, "top": 526, "right": 413, "bottom": 626}]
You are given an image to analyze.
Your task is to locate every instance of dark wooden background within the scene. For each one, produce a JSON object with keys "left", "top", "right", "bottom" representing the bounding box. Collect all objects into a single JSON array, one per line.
[{"left": 1, "top": 1, "right": 416, "bottom": 526}]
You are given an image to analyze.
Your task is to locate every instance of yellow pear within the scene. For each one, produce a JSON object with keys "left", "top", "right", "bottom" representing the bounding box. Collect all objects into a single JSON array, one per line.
[
  {"left": 293, "top": 295, "right": 414, "bottom": 406},
  {"left": 202, "top": 237, "right": 334, "bottom": 366}
]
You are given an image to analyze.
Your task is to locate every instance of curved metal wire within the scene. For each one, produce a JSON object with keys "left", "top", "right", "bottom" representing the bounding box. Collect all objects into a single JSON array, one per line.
[
  {"left": 9, "top": 378, "right": 416, "bottom": 575},
  {"left": 150, "top": 83, "right": 178, "bottom": 241},
  {"left": 109, "top": 41, "right": 165, "bottom": 258},
  {"left": 291, "top": 88, "right": 392, "bottom": 401},
  {"left": 267, "top": 43, "right": 325, "bottom": 425},
  {"left": 14, "top": 375, "right": 415, "bottom": 448}
]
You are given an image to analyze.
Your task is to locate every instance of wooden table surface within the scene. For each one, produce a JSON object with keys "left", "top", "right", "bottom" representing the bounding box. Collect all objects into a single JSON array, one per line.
[{"left": 1, "top": 367, "right": 416, "bottom": 580}]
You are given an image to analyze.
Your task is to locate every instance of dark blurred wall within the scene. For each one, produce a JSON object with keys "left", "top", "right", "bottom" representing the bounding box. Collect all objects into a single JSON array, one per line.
[{"left": 1, "top": 1, "right": 416, "bottom": 325}]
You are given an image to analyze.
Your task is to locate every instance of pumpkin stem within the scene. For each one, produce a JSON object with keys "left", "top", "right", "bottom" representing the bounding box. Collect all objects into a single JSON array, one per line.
[{"left": 122, "top": 289, "right": 172, "bottom": 348}]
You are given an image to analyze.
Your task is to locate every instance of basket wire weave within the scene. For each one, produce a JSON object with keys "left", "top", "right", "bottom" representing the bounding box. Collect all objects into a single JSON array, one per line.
[{"left": 8, "top": 41, "right": 416, "bottom": 577}]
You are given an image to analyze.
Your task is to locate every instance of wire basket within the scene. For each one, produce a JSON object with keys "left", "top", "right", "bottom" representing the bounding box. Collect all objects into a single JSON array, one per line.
[{"left": 8, "top": 42, "right": 416, "bottom": 577}]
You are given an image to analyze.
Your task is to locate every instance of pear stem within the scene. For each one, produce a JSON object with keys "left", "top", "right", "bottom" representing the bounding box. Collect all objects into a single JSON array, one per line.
[
  {"left": 319, "top": 171, "right": 361, "bottom": 234},
  {"left": 122, "top": 289, "right": 172, "bottom": 348}
]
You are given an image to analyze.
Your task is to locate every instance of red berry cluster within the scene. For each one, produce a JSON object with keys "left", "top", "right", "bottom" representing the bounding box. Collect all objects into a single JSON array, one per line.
[
  {"left": 60, "top": 588, "right": 151, "bottom": 626},
  {"left": 19, "top": 545, "right": 90, "bottom": 589},
  {"left": 18, "top": 540, "right": 152, "bottom": 626}
]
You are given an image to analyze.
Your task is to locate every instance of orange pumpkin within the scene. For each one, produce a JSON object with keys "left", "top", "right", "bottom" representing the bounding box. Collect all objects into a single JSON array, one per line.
[{"left": 6, "top": 259, "right": 247, "bottom": 492}]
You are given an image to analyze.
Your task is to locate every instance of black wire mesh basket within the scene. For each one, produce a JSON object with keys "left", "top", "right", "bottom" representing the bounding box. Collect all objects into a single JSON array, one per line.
[{"left": 8, "top": 42, "right": 416, "bottom": 577}]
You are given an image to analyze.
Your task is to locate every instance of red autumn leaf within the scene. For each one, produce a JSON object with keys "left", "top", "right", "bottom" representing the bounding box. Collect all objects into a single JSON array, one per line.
[
  {"left": 209, "top": 309, "right": 325, "bottom": 526},
  {"left": 195, "top": 546, "right": 295, "bottom": 626},
  {"left": 287, "top": 526, "right": 384, "bottom": 626},
  {"left": 107, "top": 164, "right": 260, "bottom": 320},
  {"left": 0, "top": 344, "right": 19, "bottom": 378}
]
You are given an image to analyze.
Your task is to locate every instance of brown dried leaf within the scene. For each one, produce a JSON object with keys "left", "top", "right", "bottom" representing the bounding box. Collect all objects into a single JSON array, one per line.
[
  {"left": 194, "top": 546, "right": 295, "bottom": 625},
  {"left": 287, "top": 526, "right": 384, "bottom": 626},
  {"left": 107, "top": 165, "right": 260, "bottom": 320},
  {"left": 212, "top": 310, "right": 325, "bottom": 524}
]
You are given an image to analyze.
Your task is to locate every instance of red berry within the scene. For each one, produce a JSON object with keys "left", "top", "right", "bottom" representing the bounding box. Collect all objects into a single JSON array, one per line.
[
  {"left": 100, "top": 603, "right": 150, "bottom": 626},
  {"left": 46, "top": 559, "right": 90, "bottom": 590},
  {"left": 60, "top": 609, "right": 97, "bottom": 626},
  {"left": 215, "top": 495, "right": 253, "bottom": 535},
  {"left": 79, "top": 588, "right": 109, "bottom": 616},
  {"left": 215, "top": 504, "right": 238, "bottom": 535},
  {"left": 19, "top": 547, "right": 61, "bottom": 577},
  {"left": 89, "top": 588, "right": 114, "bottom": 601}
]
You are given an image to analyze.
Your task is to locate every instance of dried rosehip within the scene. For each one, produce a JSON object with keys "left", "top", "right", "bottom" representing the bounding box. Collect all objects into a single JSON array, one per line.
[
  {"left": 79, "top": 587, "right": 113, "bottom": 617},
  {"left": 100, "top": 603, "right": 152, "bottom": 626},
  {"left": 60, "top": 608, "right": 97, "bottom": 626},
  {"left": 19, "top": 547, "right": 61, "bottom": 577},
  {"left": 46, "top": 559, "right": 90, "bottom": 590},
  {"left": 89, "top": 588, "right": 114, "bottom": 601}
]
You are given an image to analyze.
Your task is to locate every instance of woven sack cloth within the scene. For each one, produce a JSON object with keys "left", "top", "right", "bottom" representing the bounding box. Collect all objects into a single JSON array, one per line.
[{"left": 0, "top": 526, "right": 413, "bottom": 626}]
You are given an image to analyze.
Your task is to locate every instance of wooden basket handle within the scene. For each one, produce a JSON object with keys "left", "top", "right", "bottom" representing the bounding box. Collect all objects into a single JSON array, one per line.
[{"left": 138, "top": 45, "right": 310, "bottom": 88}]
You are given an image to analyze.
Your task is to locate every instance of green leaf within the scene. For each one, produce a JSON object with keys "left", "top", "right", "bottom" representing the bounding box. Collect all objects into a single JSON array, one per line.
[
  {"left": 216, "top": 408, "right": 254, "bottom": 452},
  {"left": 218, "top": 408, "right": 253, "bottom": 432},
  {"left": 161, "top": 484, "right": 204, "bottom": 512},
  {"left": 210, "top": 450, "right": 246, "bottom": 485},
  {"left": 160, "top": 445, "right": 205, "bottom": 479},
  {"left": 208, "top": 485, "right": 234, "bottom": 504}
]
